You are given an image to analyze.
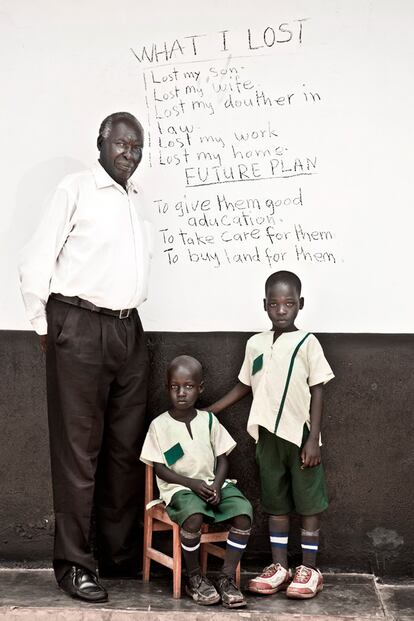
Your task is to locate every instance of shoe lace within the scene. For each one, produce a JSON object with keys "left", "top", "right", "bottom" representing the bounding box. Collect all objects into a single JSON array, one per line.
[
  {"left": 260, "top": 563, "right": 280, "bottom": 578},
  {"left": 218, "top": 575, "right": 238, "bottom": 594},
  {"left": 189, "top": 573, "right": 202, "bottom": 588},
  {"left": 294, "top": 565, "right": 312, "bottom": 583},
  {"left": 201, "top": 576, "right": 213, "bottom": 586}
]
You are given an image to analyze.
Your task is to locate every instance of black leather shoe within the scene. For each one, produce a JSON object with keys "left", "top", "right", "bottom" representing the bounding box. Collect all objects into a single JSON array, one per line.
[{"left": 59, "top": 566, "right": 108, "bottom": 602}]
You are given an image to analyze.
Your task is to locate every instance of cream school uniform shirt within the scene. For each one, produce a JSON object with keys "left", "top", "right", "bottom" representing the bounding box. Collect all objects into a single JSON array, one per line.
[
  {"left": 140, "top": 410, "right": 236, "bottom": 506},
  {"left": 238, "top": 330, "right": 334, "bottom": 448}
]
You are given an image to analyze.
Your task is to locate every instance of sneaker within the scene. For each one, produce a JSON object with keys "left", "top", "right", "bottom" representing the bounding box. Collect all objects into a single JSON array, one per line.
[
  {"left": 247, "top": 563, "right": 291, "bottom": 595},
  {"left": 216, "top": 574, "right": 246, "bottom": 608},
  {"left": 185, "top": 574, "right": 220, "bottom": 605},
  {"left": 286, "top": 565, "right": 323, "bottom": 599}
]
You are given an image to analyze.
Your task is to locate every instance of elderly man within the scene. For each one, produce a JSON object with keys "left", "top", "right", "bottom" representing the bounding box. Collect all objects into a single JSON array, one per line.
[{"left": 19, "top": 112, "right": 151, "bottom": 602}]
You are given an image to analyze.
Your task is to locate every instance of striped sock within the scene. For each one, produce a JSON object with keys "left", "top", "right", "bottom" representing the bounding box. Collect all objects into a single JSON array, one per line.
[
  {"left": 301, "top": 528, "right": 320, "bottom": 568},
  {"left": 269, "top": 515, "right": 289, "bottom": 569},
  {"left": 221, "top": 527, "right": 251, "bottom": 578},
  {"left": 180, "top": 528, "right": 201, "bottom": 577}
]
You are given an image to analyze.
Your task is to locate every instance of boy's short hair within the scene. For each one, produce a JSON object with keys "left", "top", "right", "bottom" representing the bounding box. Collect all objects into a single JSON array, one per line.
[
  {"left": 265, "top": 271, "right": 302, "bottom": 296},
  {"left": 167, "top": 355, "right": 203, "bottom": 383}
]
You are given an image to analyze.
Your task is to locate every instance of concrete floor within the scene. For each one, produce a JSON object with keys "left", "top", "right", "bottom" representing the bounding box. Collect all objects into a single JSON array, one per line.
[{"left": 0, "top": 569, "right": 413, "bottom": 620}]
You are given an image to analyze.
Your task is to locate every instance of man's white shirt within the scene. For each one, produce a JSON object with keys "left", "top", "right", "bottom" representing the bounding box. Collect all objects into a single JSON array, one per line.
[{"left": 19, "top": 162, "right": 153, "bottom": 335}]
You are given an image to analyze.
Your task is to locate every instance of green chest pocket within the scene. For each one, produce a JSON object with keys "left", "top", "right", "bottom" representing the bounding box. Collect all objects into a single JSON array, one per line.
[
  {"left": 164, "top": 442, "right": 184, "bottom": 466},
  {"left": 252, "top": 354, "right": 263, "bottom": 375}
]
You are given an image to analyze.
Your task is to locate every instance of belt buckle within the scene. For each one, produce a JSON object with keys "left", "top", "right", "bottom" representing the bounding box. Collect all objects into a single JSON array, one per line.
[{"left": 119, "top": 308, "right": 130, "bottom": 319}]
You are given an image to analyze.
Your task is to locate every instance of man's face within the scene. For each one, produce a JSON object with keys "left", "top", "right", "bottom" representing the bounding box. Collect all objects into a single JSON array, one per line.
[{"left": 98, "top": 120, "right": 143, "bottom": 187}]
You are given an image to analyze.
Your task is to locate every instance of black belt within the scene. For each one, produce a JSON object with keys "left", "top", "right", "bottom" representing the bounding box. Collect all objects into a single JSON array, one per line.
[{"left": 50, "top": 293, "right": 135, "bottom": 319}]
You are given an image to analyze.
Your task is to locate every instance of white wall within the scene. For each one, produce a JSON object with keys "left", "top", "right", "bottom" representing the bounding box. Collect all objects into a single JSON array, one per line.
[{"left": 2, "top": 0, "right": 413, "bottom": 332}]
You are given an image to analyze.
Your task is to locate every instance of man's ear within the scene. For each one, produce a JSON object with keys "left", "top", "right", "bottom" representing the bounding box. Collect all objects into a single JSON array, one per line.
[
  {"left": 198, "top": 380, "right": 205, "bottom": 394},
  {"left": 299, "top": 297, "right": 305, "bottom": 310},
  {"left": 97, "top": 135, "right": 102, "bottom": 151}
]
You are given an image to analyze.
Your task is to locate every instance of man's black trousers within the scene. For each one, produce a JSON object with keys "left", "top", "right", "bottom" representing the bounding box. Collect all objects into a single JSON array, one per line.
[{"left": 46, "top": 298, "right": 148, "bottom": 582}]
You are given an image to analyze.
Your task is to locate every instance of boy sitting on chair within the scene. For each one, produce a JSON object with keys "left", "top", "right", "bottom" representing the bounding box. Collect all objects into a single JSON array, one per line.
[{"left": 140, "top": 355, "right": 252, "bottom": 608}]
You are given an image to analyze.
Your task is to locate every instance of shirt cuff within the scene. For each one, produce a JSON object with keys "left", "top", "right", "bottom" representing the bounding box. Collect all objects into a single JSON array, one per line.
[
  {"left": 31, "top": 315, "right": 48, "bottom": 335},
  {"left": 309, "top": 372, "right": 335, "bottom": 387},
  {"left": 224, "top": 441, "right": 237, "bottom": 456},
  {"left": 237, "top": 373, "right": 251, "bottom": 387}
]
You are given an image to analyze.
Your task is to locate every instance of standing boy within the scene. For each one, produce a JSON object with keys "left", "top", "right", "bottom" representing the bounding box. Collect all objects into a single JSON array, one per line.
[
  {"left": 140, "top": 355, "right": 253, "bottom": 608},
  {"left": 208, "top": 271, "right": 334, "bottom": 599}
]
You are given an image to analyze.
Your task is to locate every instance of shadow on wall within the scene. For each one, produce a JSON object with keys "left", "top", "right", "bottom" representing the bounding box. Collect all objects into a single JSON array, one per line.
[
  {"left": 14, "top": 157, "right": 85, "bottom": 249},
  {"left": 3, "top": 156, "right": 84, "bottom": 269},
  {"left": 2, "top": 157, "right": 84, "bottom": 328}
]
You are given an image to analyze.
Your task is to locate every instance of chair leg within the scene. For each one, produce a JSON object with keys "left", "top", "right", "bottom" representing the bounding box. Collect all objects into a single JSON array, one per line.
[
  {"left": 142, "top": 513, "right": 153, "bottom": 583},
  {"left": 200, "top": 543, "right": 208, "bottom": 576},
  {"left": 172, "top": 524, "right": 182, "bottom": 598},
  {"left": 235, "top": 561, "right": 241, "bottom": 587}
]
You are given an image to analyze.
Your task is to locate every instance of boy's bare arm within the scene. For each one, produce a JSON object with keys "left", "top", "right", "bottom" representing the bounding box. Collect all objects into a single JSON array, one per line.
[
  {"left": 300, "top": 383, "right": 323, "bottom": 468},
  {"left": 153, "top": 462, "right": 215, "bottom": 501},
  {"left": 208, "top": 381, "right": 252, "bottom": 414},
  {"left": 209, "top": 454, "right": 228, "bottom": 506}
]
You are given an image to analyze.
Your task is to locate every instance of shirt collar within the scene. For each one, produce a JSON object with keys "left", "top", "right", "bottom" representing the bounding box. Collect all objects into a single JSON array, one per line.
[{"left": 92, "top": 161, "right": 137, "bottom": 193}]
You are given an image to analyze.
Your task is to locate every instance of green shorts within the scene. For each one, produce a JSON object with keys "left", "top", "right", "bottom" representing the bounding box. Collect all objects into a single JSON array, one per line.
[
  {"left": 256, "top": 426, "right": 328, "bottom": 516},
  {"left": 166, "top": 483, "right": 253, "bottom": 527}
]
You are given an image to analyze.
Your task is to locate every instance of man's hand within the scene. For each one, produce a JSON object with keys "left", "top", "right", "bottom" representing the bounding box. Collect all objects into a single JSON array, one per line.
[
  {"left": 300, "top": 438, "right": 321, "bottom": 469},
  {"left": 39, "top": 334, "right": 47, "bottom": 354},
  {"left": 190, "top": 479, "right": 216, "bottom": 502}
]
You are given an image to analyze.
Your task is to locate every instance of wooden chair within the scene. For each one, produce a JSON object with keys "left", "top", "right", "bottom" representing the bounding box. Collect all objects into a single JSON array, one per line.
[{"left": 142, "top": 464, "right": 240, "bottom": 598}]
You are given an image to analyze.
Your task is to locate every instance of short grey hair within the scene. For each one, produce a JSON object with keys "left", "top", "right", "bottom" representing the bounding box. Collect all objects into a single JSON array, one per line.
[{"left": 98, "top": 112, "right": 142, "bottom": 140}]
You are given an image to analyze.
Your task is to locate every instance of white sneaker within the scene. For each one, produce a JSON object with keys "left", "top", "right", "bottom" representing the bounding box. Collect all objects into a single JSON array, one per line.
[
  {"left": 286, "top": 565, "right": 323, "bottom": 599},
  {"left": 247, "top": 563, "right": 291, "bottom": 595}
]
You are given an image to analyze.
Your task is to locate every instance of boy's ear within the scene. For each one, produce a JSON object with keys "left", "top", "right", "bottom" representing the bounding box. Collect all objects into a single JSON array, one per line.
[
  {"left": 299, "top": 297, "right": 304, "bottom": 310},
  {"left": 198, "top": 380, "right": 205, "bottom": 394},
  {"left": 263, "top": 297, "right": 267, "bottom": 311}
]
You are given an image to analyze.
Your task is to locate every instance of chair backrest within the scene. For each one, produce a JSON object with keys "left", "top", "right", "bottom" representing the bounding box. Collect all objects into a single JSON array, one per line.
[{"left": 144, "top": 463, "right": 154, "bottom": 507}]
